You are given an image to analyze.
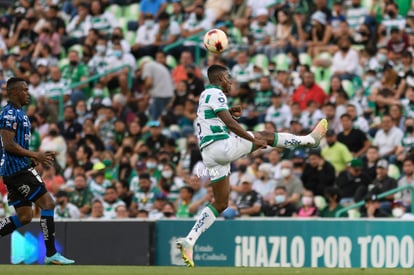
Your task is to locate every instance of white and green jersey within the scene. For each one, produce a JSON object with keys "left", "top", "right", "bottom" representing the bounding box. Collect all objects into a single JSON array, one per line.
[
  {"left": 196, "top": 85, "right": 230, "bottom": 149},
  {"left": 90, "top": 12, "right": 117, "bottom": 34}
]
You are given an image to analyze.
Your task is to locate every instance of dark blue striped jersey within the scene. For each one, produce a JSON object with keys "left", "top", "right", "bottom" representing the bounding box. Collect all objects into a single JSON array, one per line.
[{"left": 0, "top": 102, "right": 31, "bottom": 176}]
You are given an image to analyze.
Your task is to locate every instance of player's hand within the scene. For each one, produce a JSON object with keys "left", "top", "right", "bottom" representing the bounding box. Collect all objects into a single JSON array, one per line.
[
  {"left": 253, "top": 138, "right": 267, "bottom": 149},
  {"left": 34, "top": 151, "right": 56, "bottom": 167},
  {"left": 230, "top": 105, "right": 242, "bottom": 119}
]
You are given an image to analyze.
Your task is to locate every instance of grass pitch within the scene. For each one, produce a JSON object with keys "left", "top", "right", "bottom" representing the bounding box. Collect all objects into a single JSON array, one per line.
[{"left": 0, "top": 266, "right": 413, "bottom": 275}]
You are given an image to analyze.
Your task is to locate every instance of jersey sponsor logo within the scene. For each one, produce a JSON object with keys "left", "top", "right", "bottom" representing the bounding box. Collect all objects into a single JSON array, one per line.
[{"left": 3, "top": 114, "right": 16, "bottom": 121}]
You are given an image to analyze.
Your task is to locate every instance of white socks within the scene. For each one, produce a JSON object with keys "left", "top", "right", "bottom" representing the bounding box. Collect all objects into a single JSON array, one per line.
[
  {"left": 186, "top": 205, "right": 218, "bottom": 246},
  {"left": 273, "top": 133, "right": 314, "bottom": 147}
]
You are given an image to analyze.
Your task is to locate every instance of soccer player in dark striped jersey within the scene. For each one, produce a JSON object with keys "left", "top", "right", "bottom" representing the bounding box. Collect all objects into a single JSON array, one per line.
[{"left": 0, "top": 77, "right": 74, "bottom": 265}]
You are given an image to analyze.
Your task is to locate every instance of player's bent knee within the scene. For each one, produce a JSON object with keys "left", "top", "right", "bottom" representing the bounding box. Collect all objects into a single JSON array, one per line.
[
  {"left": 17, "top": 213, "right": 33, "bottom": 224},
  {"left": 43, "top": 201, "right": 56, "bottom": 210}
]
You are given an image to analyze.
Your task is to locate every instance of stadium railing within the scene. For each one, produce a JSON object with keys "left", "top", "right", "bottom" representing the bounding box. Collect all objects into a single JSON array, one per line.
[
  {"left": 58, "top": 64, "right": 133, "bottom": 120},
  {"left": 335, "top": 185, "right": 414, "bottom": 218}
]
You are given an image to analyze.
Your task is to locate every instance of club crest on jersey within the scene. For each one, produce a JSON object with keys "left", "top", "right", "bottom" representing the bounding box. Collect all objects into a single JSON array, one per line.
[
  {"left": 18, "top": 184, "right": 30, "bottom": 197},
  {"left": 12, "top": 122, "right": 17, "bottom": 130}
]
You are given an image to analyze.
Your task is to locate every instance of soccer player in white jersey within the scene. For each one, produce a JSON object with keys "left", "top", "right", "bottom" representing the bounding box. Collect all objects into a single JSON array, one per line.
[{"left": 176, "top": 65, "right": 328, "bottom": 267}]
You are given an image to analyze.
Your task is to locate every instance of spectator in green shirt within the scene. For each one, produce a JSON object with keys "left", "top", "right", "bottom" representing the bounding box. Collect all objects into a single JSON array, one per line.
[
  {"left": 60, "top": 50, "right": 90, "bottom": 104},
  {"left": 28, "top": 115, "right": 41, "bottom": 152},
  {"left": 68, "top": 173, "right": 94, "bottom": 218},
  {"left": 320, "top": 186, "right": 348, "bottom": 218},
  {"left": 175, "top": 186, "right": 195, "bottom": 218}
]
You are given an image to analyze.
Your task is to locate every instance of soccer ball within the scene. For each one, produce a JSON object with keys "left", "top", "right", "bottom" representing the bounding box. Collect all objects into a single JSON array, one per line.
[{"left": 203, "top": 29, "right": 228, "bottom": 54}]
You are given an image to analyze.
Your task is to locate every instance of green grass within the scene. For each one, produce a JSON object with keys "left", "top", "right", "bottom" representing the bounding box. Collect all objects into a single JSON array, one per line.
[{"left": 0, "top": 266, "right": 413, "bottom": 275}]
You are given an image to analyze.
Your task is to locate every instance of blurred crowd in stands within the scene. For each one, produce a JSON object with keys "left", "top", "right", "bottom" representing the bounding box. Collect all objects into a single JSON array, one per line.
[{"left": 0, "top": 0, "right": 414, "bottom": 220}]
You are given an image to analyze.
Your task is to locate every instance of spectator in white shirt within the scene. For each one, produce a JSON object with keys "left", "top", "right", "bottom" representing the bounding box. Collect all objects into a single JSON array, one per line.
[
  {"left": 181, "top": 4, "right": 214, "bottom": 46},
  {"left": 373, "top": 114, "right": 404, "bottom": 160},
  {"left": 265, "top": 92, "right": 291, "bottom": 130},
  {"left": 382, "top": 2, "right": 406, "bottom": 34},
  {"left": 54, "top": 190, "right": 81, "bottom": 220},
  {"left": 231, "top": 51, "right": 255, "bottom": 84},
  {"left": 89, "top": 0, "right": 118, "bottom": 35},
  {"left": 102, "top": 42, "right": 136, "bottom": 95},
  {"left": 28, "top": 71, "right": 45, "bottom": 102},
  {"left": 65, "top": 2, "right": 91, "bottom": 48},
  {"left": 346, "top": 0, "right": 369, "bottom": 32},
  {"left": 131, "top": 13, "right": 159, "bottom": 58},
  {"left": 248, "top": 8, "right": 275, "bottom": 55},
  {"left": 331, "top": 37, "right": 361, "bottom": 80}
]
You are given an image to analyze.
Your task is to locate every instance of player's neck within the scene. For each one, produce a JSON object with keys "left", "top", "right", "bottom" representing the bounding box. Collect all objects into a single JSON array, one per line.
[
  {"left": 8, "top": 100, "right": 22, "bottom": 109},
  {"left": 206, "top": 83, "right": 222, "bottom": 90}
]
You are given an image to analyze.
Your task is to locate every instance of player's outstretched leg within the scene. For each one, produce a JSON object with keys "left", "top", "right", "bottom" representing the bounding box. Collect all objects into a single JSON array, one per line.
[{"left": 253, "top": 119, "right": 328, "bottom": 150}]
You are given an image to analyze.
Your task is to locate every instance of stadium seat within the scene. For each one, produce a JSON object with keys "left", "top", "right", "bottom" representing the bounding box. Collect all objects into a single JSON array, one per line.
[
  {"left": 118, "top": 17, "right": 128, "bottom": 34},
  {"left": 136, "top": 55, "right": 154, "bottom": 69},
  {"left": 228, "top": 27, "right": 242, "bottom": 46},
  {"left": 59, "top": 58, "right": 69, "bottom": 69},
  {"left": 273, "top": 54, "right": 289, "bottom": 71},
  {"left": 317, "top": 52, "right": 332, "bottom": 61},
  {"left": 107, "top": 4, "right": 123, "bottom": 18},
  {"left": 311, "top": 65, "right": 332, "bottom": 93},
  {"left": 341, "top": 79, "right": 355, "bottom": 98},
  {"left": 166, "top": 55, "right": 177, "bottom": 69},
  {"left": 299, "top": 53, "right": 312, "bottom": 66},
  {"left": 166, "top": 3, "right": 173, "bottom": 15},
  {"left": 388, "top": 163, "right": 401, "bottom": 180},
  {"left": 124, "top": 3, "right": 139, "bottom": 20},
  {"left": 318, "top": 80, "right": 330, "bottom": 93},
  {"left": 125, "top": 31, "right": 137, "bottom": 46},
  {"left": 60, "top": 47, "right": 67, "bottom": 59},
  {"left": 251, "top": 54, "right": 269, "bottom": 71},
  {"left": 124, "top": 3, "right": 139, "bottom": 32},
  {"left": 361, "top": 0, "right": 374, "bottom": 9},
  {"left": 176, "top": 137, "right": 187, "bottom": 152},
  {"left": 8, "top": 46, "right": 18, "bottom": 55},
  {"left": 253, "top": 123, "right": 265, "bottom": 131}
]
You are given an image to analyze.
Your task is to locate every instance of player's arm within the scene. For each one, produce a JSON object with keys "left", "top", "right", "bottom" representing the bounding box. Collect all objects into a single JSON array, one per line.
[
  {"left": 217, "top": 110, "right": 254, "bottom": 142},
  {"left": 0, "top": 129, "right": 55, "bottom": 166},
  {"left": 217, "top": 110, "right": 266, "bottom": 149}
]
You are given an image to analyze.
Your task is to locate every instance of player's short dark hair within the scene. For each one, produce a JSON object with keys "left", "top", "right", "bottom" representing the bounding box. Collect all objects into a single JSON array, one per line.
[
  {"left": 6, "top": 77, "right": 26, "bottom": 92},
  {"left": 207, "top": 64, "right": 228, "bottom": 83}
]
